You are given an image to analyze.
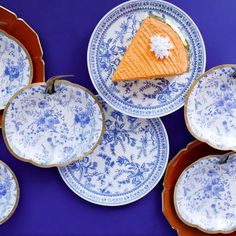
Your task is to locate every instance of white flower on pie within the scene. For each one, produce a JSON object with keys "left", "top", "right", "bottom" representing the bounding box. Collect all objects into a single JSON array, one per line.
[{"left": 150, "top": 35, "right": 174, "bottom": 59}]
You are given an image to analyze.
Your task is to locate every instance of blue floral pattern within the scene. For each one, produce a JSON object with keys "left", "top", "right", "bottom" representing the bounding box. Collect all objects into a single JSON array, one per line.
[
  {"left": 3, "top": 81, "right": 104, "bottom": 167},
  {"left": 0, "top": 30, "right": 32, "bottom": 110},
  {"left": 186, "top": 66, "right": 236, "bottom": 150},
  {"left": 59, "top": 96, "right": 169, "bottom": 206},
  {"left": 0, "top": 161, "right": 18, "bottom": 224},
  {"left": 87, "top": 0, "right": 206, "bottom": 118},
  {"left": 175, "top": 154, "right": 236, "bottom": 233}
]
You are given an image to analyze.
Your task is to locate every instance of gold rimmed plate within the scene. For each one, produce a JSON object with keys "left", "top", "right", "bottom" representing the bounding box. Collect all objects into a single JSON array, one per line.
[
  {"left": 2, "top": 80, "right": 105, "bottom": 168},
  {"left": 185, "top": 64, "right": 236, "bottom": 151}
]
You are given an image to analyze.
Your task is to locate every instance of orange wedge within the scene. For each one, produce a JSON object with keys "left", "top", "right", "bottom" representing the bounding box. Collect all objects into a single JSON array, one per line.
[{"left": 112, "top": 16, "right": 189, "bottom": 82}]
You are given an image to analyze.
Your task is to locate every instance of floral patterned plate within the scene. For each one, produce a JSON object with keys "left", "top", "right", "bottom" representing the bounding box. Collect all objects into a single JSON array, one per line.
[
  {"left": 58, "top": 96, "right": 169, "bottom": 206},
  {"left": 174, "top": 153, "right": 236, "bottom": 234},
  {"left": 87, "top": 0, "right": 206, "bottom": 118},
  {"left": 185, "top": 65, "right": 236, "bottom": 151},
  {"left": 0, "top": 29, "right": 33, "bottom": 110},
  {"left": 2, "top": 81, "right": 105, "bottom": 168},
  {"left": 0, "top": 6, "right": 45, "bottom": 128},
  {"left": 0, "top": 160, "right": 19, "bottom": 225}
]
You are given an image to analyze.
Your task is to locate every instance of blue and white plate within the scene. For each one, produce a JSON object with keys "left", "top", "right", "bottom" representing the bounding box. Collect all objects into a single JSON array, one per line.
[
  {"left": 87, "top": 0, "right": 206, "bottom": 118},
  {"left": 0, "top": 30, "right": 33, "bottom": 110},
  {"left": 58, "top": 96, "right": 169, "bottom": 206},
  {"left": 174, "top": 154, "right": 236, "bottom": 234},
  {"left": 185, "top": 65, "right": 236, "bottom": 151},
  {"left": 0, "top": 160, "right": 19, "bottom": 225},
  {"left": 2, "top": 81, "right": 105, "bottom": 168}
]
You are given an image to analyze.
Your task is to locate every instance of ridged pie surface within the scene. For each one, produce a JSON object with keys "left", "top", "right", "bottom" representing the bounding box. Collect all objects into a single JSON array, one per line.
[{"left": 112, "top": 18, "right": 188, "bottom": 82}]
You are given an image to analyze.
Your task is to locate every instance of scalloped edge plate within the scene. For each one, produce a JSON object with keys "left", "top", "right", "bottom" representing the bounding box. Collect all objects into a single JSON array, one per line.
[
  {"left": 2, "top": 81, "right": 105, "bottom": 168},
  {"left": 185, "top": 64, "right": 236, "bottom": 151},
  {"left": 0, "top": 6, "right": 45, "bottom": 127}
]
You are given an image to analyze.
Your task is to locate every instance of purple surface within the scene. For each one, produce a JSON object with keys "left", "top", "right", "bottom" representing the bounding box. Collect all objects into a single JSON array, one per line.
[{"left": 0, "top": 0, "right": 236, "bottom": 235}]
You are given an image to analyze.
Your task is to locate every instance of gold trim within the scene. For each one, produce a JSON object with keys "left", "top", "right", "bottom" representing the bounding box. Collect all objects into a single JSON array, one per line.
[
  {"left": 2, "top": 80, "right": 106, "bottom": 168},
  {"left": 0, "top": 21, "right": 7, "bottom": 26},
  {"left": 184, "top": 64, "right": 236, "bottom": 151},
  {"left": 0, "top": 160, "right": 20, "bottom": 225},
  {"left": 0, "top": 29, "right": 34, "bottom": 110},
  {"left": 173, "top": 153, "right": 236, "bottom": 234}
]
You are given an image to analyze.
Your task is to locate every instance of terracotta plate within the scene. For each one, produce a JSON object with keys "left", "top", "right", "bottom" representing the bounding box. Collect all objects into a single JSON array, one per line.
[
  {"left": 174, "top": 153, "right": 236, "bottom": 234},
  {"left": 162, "top": 140, "right": 235, "bottom": 236},
  {"left": 0, "top": 6, "right": 44, "bottom": 127}
]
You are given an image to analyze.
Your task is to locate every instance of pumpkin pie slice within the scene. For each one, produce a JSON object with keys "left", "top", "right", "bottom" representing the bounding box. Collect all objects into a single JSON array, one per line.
[{"left": 112, "top": 16, "right": 189, "bottom": 82}]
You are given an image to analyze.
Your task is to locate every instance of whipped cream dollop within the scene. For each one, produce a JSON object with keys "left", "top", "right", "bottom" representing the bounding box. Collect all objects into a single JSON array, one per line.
[{"left": 150, "top": 35, "right": 174, "bottom": 59}]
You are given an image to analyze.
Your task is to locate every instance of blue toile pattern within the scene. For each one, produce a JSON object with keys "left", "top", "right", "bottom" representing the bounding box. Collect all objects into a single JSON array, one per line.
[
  {"left": 88, "top": 0, "right": 206, "bottom": 118},
  {"left": 175, "top": 154, "right": 236, "bottom": 233},
  {"left": 0, "top": 31, "right": 31, "bottom": 110},
  {"left": 3, "top": 82, "right": 104, "bottom": 167},
  {"left": 59, "top": 96, "right": 169, "bottom": 206},
  {"left": 0, "top": 161, "right": 18, "bottom": 224},
  {"left": 186, "top": 66, "right": 236, "bottom": 150}
]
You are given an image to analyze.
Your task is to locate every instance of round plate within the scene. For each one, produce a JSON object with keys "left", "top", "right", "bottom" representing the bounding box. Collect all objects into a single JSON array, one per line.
[
  {"left": 59, "top": 96, "right": 169, "bottom": 206},
  {"left": 3, "top": 81, "right": 105, "bottom": 168},
  {"left": 185, "top": 65, "right": 236, "bottom": 151},
  {"left": 174, "top": 153, "right": 236, "bottom": 234},
  {"left": 0, "top": 160, "right": 19, "bottom": 225},
  {"left": 0, "top": 6, "right": 45, "bottom": 127},
  {"left": 0, "top": 29, "right": 33, "bottom": 110},
  {"left": 87, "top": 0, "right": 206, "bottom": 118},
  {"left": 162, "top": 140, "right": 229, "bottom": 236}
]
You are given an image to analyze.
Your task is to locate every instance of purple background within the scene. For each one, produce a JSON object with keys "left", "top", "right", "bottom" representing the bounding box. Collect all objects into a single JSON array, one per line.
[{"left": 0, "top": 0, "right": 236, "bottom": 235}]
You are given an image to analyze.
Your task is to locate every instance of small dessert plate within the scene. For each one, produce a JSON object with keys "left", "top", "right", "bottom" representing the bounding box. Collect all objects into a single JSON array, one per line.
[
  {"left": 0, "top": 160, "right": 19, "bottom": 225},
  {"left": 0, "top": 29, "right": 33, "bottom": 110},
  {"left": 59, "top": 96, "right": 169, "bottom": 206},
  {"left": 174, "top": 153, "right": 236, "bottom": 234},
  {"left": 3, "top": 80, "right": 105, "bottom": 168},
  {"left": 87, "top": 0, "right": 206, "bottom": 118},
  {"left": 185, "top": 64, "right": 236, "bottom": 151}
]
